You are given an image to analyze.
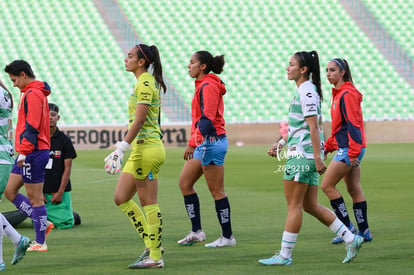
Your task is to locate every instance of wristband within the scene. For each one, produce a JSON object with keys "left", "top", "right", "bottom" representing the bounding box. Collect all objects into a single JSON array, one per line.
[
  {"left": 17, "top": 154, "right": 26, "bottom": 162},
  {"left": 278, "top": 138, "right": 286, "bottom": 147},
  {"left": 115, "top": 140, "right": 130, "bottom": 153}
]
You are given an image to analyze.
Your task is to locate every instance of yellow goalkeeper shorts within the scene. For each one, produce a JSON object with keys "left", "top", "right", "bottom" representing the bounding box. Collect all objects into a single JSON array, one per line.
[{"left": 123, "top": 139, "right": 165, "bottom": 180}]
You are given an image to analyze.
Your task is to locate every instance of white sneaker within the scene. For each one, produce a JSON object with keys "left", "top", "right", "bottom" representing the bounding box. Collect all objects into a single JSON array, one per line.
[
  {"left": 27, "top": 241, "right": 48, "bottom": 252},
  {"left": 205, "top": 236, "right": 236, "bottom": 248},
  {"left": 177, "top": 230, "right": 206, "bottom": 246},
  {"left": 128, "top": 256, "right": 164, "bottom": 269}
]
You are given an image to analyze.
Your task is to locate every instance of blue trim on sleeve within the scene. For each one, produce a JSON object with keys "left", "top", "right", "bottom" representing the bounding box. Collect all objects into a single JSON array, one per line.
[
  {"left": 339, "top": 92, "right": 362, "bottom": 145},
  {"left": 197, "top": 83, "right": 217, "bottom": 137}
]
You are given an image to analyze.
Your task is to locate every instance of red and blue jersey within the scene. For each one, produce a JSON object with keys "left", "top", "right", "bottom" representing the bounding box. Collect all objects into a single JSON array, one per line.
[
  {"left": 15, "top": 80, "right": 51, "bottom": 155},
  {"left": 188, "top": 74, "right": 226, "bottom": 148},
  {"left": 324, "top": 81, "right": 366, "bottom": 158}
]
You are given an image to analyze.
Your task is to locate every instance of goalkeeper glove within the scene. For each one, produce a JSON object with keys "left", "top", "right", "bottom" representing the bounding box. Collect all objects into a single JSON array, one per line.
[{"left": 104, "top": 141, "right": 129, "bottom": 175}]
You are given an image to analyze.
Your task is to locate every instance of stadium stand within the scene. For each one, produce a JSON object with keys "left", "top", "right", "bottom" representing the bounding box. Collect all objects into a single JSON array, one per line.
[
  {"left": 362, "top": 0, "right": 414, "bottom": 59},
  {"left": 0, "top": 0, "right": 162, "bottom": 125},
  {"left": 116, "top": 0, "right": 413, "bottom": 121},
  {"left": 0, "top": 0, "right": 412, "bottom": 125}
]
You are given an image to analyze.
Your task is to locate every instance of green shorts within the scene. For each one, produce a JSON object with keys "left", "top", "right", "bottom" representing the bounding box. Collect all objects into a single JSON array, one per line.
[
  {"left": 45, "top": 192, "right": 74, "bottom": 229},
  {"left": 0, "top": 164, "right": 13, "bottom": 197},
  {"left": 283, "top": 157, "right": 319, "bottom": 185},
  {"left": 123, "top": 139, "right": 166, "bottom": 180}
]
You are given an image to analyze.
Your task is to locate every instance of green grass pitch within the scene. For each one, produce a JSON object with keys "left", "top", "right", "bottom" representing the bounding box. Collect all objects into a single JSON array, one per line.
[{"left": 1, "top": 143, "right": 413, "bottom": 274}]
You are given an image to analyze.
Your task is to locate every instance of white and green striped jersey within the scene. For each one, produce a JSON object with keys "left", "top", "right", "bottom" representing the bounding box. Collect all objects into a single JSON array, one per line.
[
  {"left": 0, "top": 86, "right": 14, "bottom": 164},
  {"left": 287, "top": 81, "right": 324, "bottom": 160}
]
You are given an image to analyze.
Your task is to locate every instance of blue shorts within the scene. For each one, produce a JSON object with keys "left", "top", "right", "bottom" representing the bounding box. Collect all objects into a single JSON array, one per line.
[
  {"left": 194, "top": 135, "right": 228, "bottom": 166},
  {"left": 11, "top": 150, "right": 50, "bottom": 183},
  {"left": 333, "top": 147, "right": 366, "bottom": 166}
]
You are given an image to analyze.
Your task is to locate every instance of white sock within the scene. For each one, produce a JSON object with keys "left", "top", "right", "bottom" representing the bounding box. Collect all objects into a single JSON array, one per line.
[
  {"left": 1, "top": 214, "right": 21, "bottom": 245},
  {"left": 280, "top": 231, "right": 297, "bottom": 259},
  {"left": 329, "top": 218, "right": 354, "bottom": 243}
]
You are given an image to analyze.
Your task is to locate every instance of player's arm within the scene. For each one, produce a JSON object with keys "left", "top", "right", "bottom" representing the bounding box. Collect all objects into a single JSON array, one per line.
[
  {"left": 51, "top": 158, "right": 73, "bottom": 204},
  {"left": 306, "top": 115, "right": 326, "bottom": 175},
  {"left": 18, "top": 92, "right": 44, "bottom": 166},
  {"left": 197, "top": 85, "right": 220, "bottom": 137},
  {"left": 104, "top": 82, "right": 152, "bottom": 174},
  {"left": 123, "top": 103, "right": 150, "bottom": 144},
  {"left": 340, "top": 93, "right": 363, "bottom": 159}
]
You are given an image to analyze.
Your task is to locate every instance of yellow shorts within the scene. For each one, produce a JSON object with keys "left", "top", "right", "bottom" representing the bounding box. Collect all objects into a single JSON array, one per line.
[{"left": 122, "top": 139, "right": 166, "bottom": 180}]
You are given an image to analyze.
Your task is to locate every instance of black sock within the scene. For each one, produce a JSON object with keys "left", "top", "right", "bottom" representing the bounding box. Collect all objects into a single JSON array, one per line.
[
  {"left": 215, "top": 197, "right": 232, "bottom": 239},
  {"left": 184, "top": 193, "right": 201, "bottom": 232},
  {"left": 353, "top": 201, "right": 369, "bottom": 233},
  {"left": 330, "top": 197, "right": 351, "bottom": 228}
]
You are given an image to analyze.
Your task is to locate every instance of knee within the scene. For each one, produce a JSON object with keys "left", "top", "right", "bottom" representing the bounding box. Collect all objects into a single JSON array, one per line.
[
  {"left": 4, "top": 188, "right": 15, "bottom": 201},
  {"left": 346, "top": 185, "right": 361, "bottom": 198},
  {"left": 320, "top": 182, "right": 331, "bottom": 194},
  {"left": 179, "top": 180, "right": 194, "bottom": 194},
  {"left": 303, "top": 203, "right": 316, "bottom": 215},
  {"left": 114, "top": 195, "right": 124, "bottom": 206},
  {"left": 209, "top": 189, "right": 226, "bottom": 200}
]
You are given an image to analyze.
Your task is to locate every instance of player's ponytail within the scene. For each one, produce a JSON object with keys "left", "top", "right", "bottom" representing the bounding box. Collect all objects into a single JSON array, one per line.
[
  {"left": 295, "top": 51, "right": 323, "bottom": 101},
  {"left": 149, "top": 45, "right": 167, "bottom": 93},
  {"left": 310, "top": 51, "right": 323, "bottom": 101},
  {"left": 196, "top": 51, "right": 225, "bottom": 75},
  {"left": 136, "top": 44, "right": 167, "bottom": 93}
]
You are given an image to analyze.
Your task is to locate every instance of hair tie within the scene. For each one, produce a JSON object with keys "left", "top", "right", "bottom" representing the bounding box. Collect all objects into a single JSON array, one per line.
[{"left": 136, "top": 44, "right": 150, "bottom": 63}]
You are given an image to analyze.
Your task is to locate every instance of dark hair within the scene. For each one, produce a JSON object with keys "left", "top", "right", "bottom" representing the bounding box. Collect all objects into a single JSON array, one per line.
[
  {"left": 49, "top": 103, "right": 59, "bottom": 113},
  {"left": 4, "top": 60, "right": 35, "bottom": 78},
  {"left": 136, "top": 44, "right": 167, "bottom": 93},
  {"left": 294, "top": 51, "right": 323, "bottom": 101},
  {"left": 0, "top": 80, "right": 13, "bottom": 109},
  {"left": 331, "top": 58, "right": 354, "bottom": 84},
  {"left": 195, "top": 51, "right": 225, "bottom": 75}
]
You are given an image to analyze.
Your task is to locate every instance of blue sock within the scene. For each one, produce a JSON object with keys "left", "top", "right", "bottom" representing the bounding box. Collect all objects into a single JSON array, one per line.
[
  {"left": 184, "top": 193, "right": 201, "bottom": 232},
  {"left": 353, "top": 201, "right": 369, "bottom": 232},
  {"left": 215, "top": 197, "right": 232, "bottom": 239},
  {"left": 330, "top": 197, "right": 351, "bottom": 228}
]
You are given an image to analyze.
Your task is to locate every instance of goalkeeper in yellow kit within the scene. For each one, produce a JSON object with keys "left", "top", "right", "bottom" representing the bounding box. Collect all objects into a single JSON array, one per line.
[{"left": 104, "top": 44, "right": 166, "bottom": 269}]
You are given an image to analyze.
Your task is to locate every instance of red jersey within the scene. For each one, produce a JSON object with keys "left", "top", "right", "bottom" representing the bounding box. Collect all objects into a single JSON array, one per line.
[
  {"left": 15, "top": 81, "right": 51, "bottom": 155},
  {"left": 324, "top": 81, "right": 366, "bottom": 158},
  {"left": 188, "top": 74, "right": 226, "bottom": 148}
]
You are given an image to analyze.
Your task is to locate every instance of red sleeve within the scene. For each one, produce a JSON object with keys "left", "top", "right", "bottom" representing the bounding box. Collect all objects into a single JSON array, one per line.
[
  {"left": 188, "top": 128, "right": 196, "bottom": 148},
  {"left": 20, "top": 91, "right": 44, "bottom": 154},
  {"left": 201, "top": 85, "right": 220, "bottom": 121},
  {"left": 324, "top": 136, "right": 336, "bottom": 153}
]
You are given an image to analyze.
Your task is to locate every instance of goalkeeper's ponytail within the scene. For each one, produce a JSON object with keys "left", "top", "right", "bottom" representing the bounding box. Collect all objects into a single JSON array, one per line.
[
  {"left": 136, "top": 44, "right": 167, "bottom": 93},
  {"left": 149, "top": 45, "right": 167, "bottom": 94}
]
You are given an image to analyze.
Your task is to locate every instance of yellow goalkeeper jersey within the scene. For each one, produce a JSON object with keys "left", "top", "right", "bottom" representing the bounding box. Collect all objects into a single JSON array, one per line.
[{"left": 128, "top": 72, "right": 162, "bottom": 142}]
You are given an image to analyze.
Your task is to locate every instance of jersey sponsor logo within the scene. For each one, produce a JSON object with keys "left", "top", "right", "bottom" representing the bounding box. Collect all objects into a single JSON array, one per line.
[
  {"left": 306, "top": 103, "right": 317, "bottom": 112},
  {"left": 306, "top": 92, "right": 312, "bottom": 98},
  {"left": 49, "top": 150, "right": 62, "bottom": 157},
  {"left": 143, "top": 80, "right": 149, "bottom": 86}
]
